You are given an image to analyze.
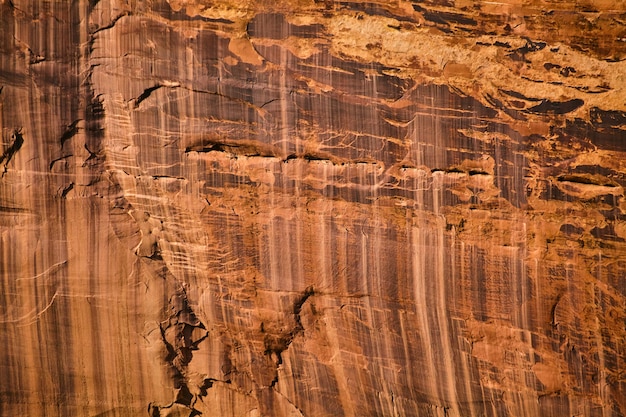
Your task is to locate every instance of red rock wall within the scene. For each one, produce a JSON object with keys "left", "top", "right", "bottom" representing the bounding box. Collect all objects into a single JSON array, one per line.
[{"left": 1, "top": 0, "right": 625, "bottom": 416}]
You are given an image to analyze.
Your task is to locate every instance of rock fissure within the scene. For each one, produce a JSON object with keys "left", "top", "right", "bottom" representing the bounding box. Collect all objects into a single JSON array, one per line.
[
  {"left": 49, "top": 154, "right": 73, "bottom": 171},
  {"left": 262, "top": 287, "right": 315, "bottom": 392},
  {"left": 134, "top": 84, "right": 170, "bottom": 108},
  {"left": 150, "top": 282, "right": 209, "bottom": 417},
  {"left": 59, "top": 119, "right": 82, "bottom": 149},
  {"left": 1, "top": 128, "right": 24, "bottom": 177},
  {"left": 91, "top": 12, "right": 132, "bottom": 36}
]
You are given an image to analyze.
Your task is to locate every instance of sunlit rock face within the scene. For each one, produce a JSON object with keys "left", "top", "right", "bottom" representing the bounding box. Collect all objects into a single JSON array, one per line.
[{"left": 1, "top": 0, "right": 625, "bottom": 416}]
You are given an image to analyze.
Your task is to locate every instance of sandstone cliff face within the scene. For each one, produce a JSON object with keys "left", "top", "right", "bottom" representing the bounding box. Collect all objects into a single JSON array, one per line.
[{"left": 1, "top": 0, "right": 625, "bottom": 416}]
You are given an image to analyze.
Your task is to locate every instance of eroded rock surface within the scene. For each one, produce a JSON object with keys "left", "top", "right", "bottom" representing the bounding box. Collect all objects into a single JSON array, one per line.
[{"left": 1, "top": 0, "right": 625, "bottom": 415}]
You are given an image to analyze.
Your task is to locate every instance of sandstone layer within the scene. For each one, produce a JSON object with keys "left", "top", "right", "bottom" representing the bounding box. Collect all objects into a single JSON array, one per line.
[{"left": 1, "top": 0, "right": 625, "bottom": 416}]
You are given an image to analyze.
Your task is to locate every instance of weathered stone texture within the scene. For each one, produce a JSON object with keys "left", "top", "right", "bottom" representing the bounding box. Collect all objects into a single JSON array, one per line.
[{"left": 1, "top": 0, "right": 625, "bottom": 415}]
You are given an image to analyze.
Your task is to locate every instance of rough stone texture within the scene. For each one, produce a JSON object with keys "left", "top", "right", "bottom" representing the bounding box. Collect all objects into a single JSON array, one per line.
[{"left": 1, "top": 0, "right": 625, "bottom": 416}]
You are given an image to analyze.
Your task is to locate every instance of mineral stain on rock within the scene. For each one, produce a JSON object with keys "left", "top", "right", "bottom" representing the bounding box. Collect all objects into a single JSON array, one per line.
[{"left": 0, "top": 0, "right": 625, "bottom": 416}]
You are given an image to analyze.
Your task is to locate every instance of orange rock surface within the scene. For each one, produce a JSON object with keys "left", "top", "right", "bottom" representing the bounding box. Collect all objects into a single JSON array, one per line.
[{"left": 1, "top": 0, "right": 625, "bottom": 415}]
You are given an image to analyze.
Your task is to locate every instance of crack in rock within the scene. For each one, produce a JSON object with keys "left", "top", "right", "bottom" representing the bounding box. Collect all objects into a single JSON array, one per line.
[
  {"left": 59, "top": 119, "right": 82, "bottom": 148},
  {"left": 150, "top": 283, "right": 209, "bottom": 417},
  {"left": 264, "top": 287, "right": 315, "bottom": 388},
  {"left": 91, "top": 11, "right": 132, "bottom": 36},
  {"left": 1, "top": 128, "right": 24, "bottom": 177}
]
